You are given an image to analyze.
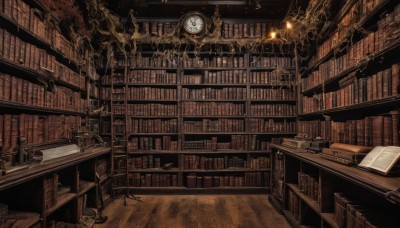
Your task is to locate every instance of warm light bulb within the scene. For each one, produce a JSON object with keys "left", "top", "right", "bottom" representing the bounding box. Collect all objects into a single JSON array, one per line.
[
  {"left": 286, "top": 22, "right": 292, "bottom": 29},
  {"left": 270, "top": 31, "right": 277, "bottom": 39}
]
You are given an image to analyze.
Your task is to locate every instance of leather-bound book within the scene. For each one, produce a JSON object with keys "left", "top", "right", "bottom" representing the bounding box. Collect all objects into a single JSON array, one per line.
[
  {"left": 0, "top": 115, "right": 3, "bottom": 148},
  {"left": 372, "top": 116, "right": 384, "bottom": 146},
  {"left": 203, "top": 176, "right": 212, "bottom": 188},
  {"left": 186, "top": 175, "right": 197, "bottom": 188},
  {"left": 9, "top": 33, "right": 15, "bottom": 62},
  {"left": 383, "top": 116, "right": 393, "bottom": 146},
  {"left": 0, "top": 74, "right": 4, "bottom": 100},
  {"left": 4, "top": 74, "right": 10, "bottom": 101},
  {"left": 10, "top": 115, "right": 18, "bottom": 150},
  {"left": 391, "top": 111, "right": 400, "bottom": 146},
  {"left": 393, "top": 64, "right": 399, "bottom": 96}
]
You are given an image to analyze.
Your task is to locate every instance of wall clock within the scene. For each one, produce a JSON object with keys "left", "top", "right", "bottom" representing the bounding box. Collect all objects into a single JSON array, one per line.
[{"left": 182, "top": 12, "right": 207, "bottom": 36}]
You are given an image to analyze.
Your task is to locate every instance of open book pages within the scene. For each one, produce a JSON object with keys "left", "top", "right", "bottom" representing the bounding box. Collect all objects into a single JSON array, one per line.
[{"left": 358, "top": 146, "right": 400, "bottom": 175}]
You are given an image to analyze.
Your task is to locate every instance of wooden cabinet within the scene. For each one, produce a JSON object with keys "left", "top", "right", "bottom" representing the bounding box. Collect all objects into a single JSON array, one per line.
[
  {"left": 270, "top": 144, "right": 400, "bottom": 227},
  {"left": 0, "top": 147, "right": 111, "bottom": 227}
]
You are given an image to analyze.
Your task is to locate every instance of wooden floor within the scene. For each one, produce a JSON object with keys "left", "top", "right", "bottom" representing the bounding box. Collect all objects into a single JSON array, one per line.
[{"left": 94, "top": 195, "right": 290, "bottom": 228}]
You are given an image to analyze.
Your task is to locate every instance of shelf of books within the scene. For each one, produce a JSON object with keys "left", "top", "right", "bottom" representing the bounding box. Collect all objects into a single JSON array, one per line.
[
  {"left": 298, "top": 0, "right": 400, "bottom": 146},
  {"left": 97, "top": 27, "right": 297, "bottom": 193},
  {"left": 270, "top": 144, "right": 400, "bottom": 228}
]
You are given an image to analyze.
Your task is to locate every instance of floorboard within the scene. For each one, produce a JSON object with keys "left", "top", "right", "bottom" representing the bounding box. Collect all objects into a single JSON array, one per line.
[{"left": 94, "top": 195, "right": 290, "bottom": 228}]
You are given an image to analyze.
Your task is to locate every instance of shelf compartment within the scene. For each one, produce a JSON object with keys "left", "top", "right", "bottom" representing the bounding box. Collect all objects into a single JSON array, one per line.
[
  {"left": 302, "top": 38, "right": 400, "bottom": 95},
  {"left": 77, "top": 182, "right": 96, "bottom": 197},
  {"left": 299, "top": 95, "right": 400, "bottom": 118},
  {"left": 0, "top": 12, "right": 80, "bottom": 73},
  {"left": 0, "top": 100, "right": 85, "bottom": 116},
  {"left": 44, "top": 193, "right": 75, "bottom": 217}
]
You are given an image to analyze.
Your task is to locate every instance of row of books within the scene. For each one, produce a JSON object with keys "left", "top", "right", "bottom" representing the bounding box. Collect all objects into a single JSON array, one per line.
[
  {"left": 221, "top": 22, "right": 278, "bottom": 39},
  {"left": 128, "top": 87, "right": 177, "bottom": 100},
  {"left": 311, "top": 0, "right": 384, "bottom": 64},
  {"left": 125, "top": 103, "right": 177, "bottom": 116},
  {"left": 89, "top": 83, "right": 99, "bottom": 98},
  {"left": 305, "top": 6, "right": 400, "bottom": 87},
  {"left": 129, "top": 119, "right": 178, "bottom": 133},
  {"left": 182, "top": 119, "right": 245, "bottom": 133},
  {"left": 287, "top": 190, "right": 300, "bottom": 222},
  {"left": 302, "top": 64, "right": 399, "bottom": 113},
  {"left": 186, "top": 172, "right": 269, "bottom": 188},
  {"left": 249, "top": 56, "right": 295, "bottom": 68},
  {"left": 183, "top": 56, "right": 246, "bottom": 68},
  {"left": 129, "top": 136, "right": 178, "bottom": 151},
  {"left": 1, "top": 0, "right": 78, "bottom": 61},
  {"left": 305, "top": 30, "right": 385, "bottom": 91},
  {"left": 250, "top": 88, "right": 295, "bottom": 100},
  {"left": 250, "top": 104, "right": 296, "bottom": 116},
  {"left": 334, "top": 192, "right": 397, "bottom": 228},
  {"left": 44, "top": 174, "right": 58, "bottom": 210},
  {"left": 129, "top": 173, "right": 178, "bottom": 187},
  {"left": 250, "top": 71, "right": 294, "bottom": 85},
  {"left": 182, "top": 102, "right": 245, "bottom": 116},
  {"left": 202, "top": 70, "right": 247, "bottom": 84},
  {"left": 182, "top": 155, "right": 232, "bottom": 170},
  {"left": 298, "top": 113, "right": 400, "bottom": 147},
  {"left": 182, "top": 87, "right": 246, "bottom": 100},
  {"left": 0, "top": 114, "right": 81, "bottom": 154},
  {"left": 130, "top": 55, "right": 178, "bottom": 68},
  {"left": 129, "top": 70, "right": 177, "bottom": 84},
  {"left": 0, "top": 74, "right": 85, "bottom": 112},
  {"left": 0, "top": 29, "right": 84, "bottom": 89},
  {"left": 298, "top": 172, "right": 319, "bottom": 202},
  {"left": 127, "top": 136, "right": 282, "bottom": 151},
  {"left": 249, "top": 119, "right": 296, "bottom": 133},
  {"left": 128, "top": 155, "right": 162, "bottom": 169}
]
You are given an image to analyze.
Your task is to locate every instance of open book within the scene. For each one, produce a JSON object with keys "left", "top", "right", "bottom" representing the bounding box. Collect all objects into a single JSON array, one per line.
[{"left": 358, "top": 146, "right": 400, "bottom": 175}]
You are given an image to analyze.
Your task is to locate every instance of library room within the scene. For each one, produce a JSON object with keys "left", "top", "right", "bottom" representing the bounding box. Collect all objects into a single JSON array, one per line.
[{"left": 0, "top": 0, "right": 399, "bottom": 227}]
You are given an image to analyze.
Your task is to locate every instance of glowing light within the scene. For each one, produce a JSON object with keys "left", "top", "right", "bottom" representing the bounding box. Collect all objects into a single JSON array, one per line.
[
  {"left": 286, "top": 21, "right": 293, "bottom": 29},
  {"left": 270, "top": 31, "right": 277, "bottom": 39}
]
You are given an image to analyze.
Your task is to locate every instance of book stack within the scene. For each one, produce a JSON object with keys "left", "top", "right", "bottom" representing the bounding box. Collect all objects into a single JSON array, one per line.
[
  {"left": 130, "top": 155, "right": 162, "bottom": 169},
  {"left": 248, "top": 156, "right": 271, "bottom": 169},
  {"left": 250, "top": 56, "right": 294, "bottom": 68},
  {"left": 129, "top": 136, "right": 178, "bottom": 150},
  {"left": 250, "top": 87, "right": 295, "bottom": 100},
  {"left": 182, "top": 87, "right": 246, "bottom": 100},
  {"left": 128, "top": 87, "right": 176, "bottom": 100},
  {"left": 183, "top": 119, "right": 245, "bottom": 133},
  {"left": 288, "top": 190, "right": 300, "bottom": 222},
  {"left": 128, "top": 104, "right": 177, "bottom": 116},
  {"left": 249, "top": 119, "right": 296, "bottom": 133},
  {"left": 44, "top": 174, "right": 58, "bottom": 209},
  {"left": 298, "top": 172, "right": 319, "bottom": 202},
  {"left": 202, "top": 70, "right": 247, "bottom": 84},
  {"left": 298, "top": 113, "right": 400, "bottom": 147},
  {"left": 222, "top": 22, "right": 278, "bottom": 39},
  {"left": 183, "top": 56, "right": 246, "bottom": 68},
  {"left": 130, "top": 55, "right": 178, "bottom": 68},
  {"left": 130, "top": 173, "right": 178, "bottom": 187},
  {"left": 129, "top": 70, "right": 177, "bottom": 84},
  {"left": 250, "top": 71, "right": 294, "bottom": 85},
  {"left": 250, "top": 104, "right": 296, "bottom": 116},
  {"left": 129, "top": 119, "right": 178, "bottom": 133},
  {"left": 182, "top": 102, "right": 245, "bottom": 116}
]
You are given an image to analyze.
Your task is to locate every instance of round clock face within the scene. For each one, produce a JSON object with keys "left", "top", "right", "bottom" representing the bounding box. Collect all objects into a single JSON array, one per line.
[{"left": 183, "top": 14, "right": 205, "bottom": 35}]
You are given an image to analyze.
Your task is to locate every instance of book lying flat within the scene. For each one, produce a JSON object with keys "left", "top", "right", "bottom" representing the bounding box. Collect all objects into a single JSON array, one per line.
[{"left": 358, "top": 146, "right": 400, "bottom": 175}]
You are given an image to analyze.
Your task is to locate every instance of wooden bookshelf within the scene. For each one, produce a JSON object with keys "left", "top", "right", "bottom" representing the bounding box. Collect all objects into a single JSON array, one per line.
[
  {"left": 99, "top": 32, "right": 296, "bottom": 193},
  {"left": 0, "top": 147, "right": 111, "bottom": 226},
  {"left": 270, "top": 144, "right": 400, "bottom": 227}
]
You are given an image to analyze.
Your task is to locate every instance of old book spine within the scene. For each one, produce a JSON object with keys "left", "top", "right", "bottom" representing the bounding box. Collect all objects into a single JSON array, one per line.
[
  {"left": 393, "top": 64, "right": 399, "bottom": 96},
  {"left": 391, "top": 111, "right": 400, "bottom": 146}
]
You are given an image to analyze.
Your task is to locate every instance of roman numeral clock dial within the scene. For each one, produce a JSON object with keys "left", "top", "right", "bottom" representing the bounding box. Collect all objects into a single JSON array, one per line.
[{"left": 182, "top": 12, "right": 206, "bottom": 36}]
